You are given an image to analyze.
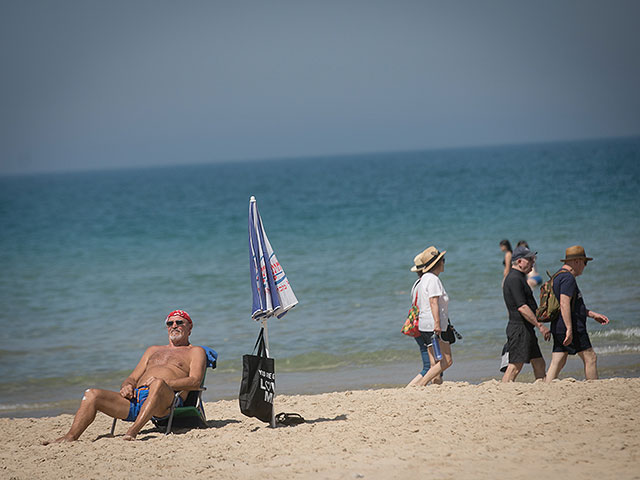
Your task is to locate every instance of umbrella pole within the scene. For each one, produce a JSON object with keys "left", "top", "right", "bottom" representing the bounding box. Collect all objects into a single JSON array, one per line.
[{"left": 261, "top": 319, "right": 276, "bottom": 428}]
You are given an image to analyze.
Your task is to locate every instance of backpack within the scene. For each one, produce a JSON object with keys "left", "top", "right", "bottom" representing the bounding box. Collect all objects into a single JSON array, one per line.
[{"left": 535, "top": 269, "right": 572, "bottom": 323}]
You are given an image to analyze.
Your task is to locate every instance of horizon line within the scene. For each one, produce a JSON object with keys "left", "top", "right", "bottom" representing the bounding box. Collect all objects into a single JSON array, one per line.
[{"left": 2, "top": 134, "right": 639, "bottom": 178}]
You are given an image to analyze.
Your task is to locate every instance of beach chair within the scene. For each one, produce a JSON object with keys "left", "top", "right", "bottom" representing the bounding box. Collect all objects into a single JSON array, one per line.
[{"left": 110, "top": 346, "right": 217, "bottom": 436}]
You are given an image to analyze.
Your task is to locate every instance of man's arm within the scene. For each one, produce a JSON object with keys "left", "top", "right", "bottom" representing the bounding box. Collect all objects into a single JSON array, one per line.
[
  {"left": 120, "top": 347, "right": 156, "bottom": 399},
  {"left": 517, "top": 304, "right": 551, "bottom": 341},
  {"left": 165, "top": 347, "right": 207, "bottom": 392},
  {"left": 559, "top": 294, "right": 573, "bottom": 346},
  {"left": 587, "top": 310, "right": 609, "bottom": 325}
]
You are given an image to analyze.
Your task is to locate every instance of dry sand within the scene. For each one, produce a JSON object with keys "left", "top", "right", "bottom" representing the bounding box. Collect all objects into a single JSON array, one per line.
[{"left": 1, "top": 378, "right": 639, "bottom": 480}]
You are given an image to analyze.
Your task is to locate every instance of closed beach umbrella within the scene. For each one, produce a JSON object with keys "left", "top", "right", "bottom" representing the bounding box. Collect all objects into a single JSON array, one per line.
[
  {"left": 249, "top": 196, "right": 298, "bottom": 321},
  {"left": 246, "top": 195, "right": 298, "bottom": 426}
]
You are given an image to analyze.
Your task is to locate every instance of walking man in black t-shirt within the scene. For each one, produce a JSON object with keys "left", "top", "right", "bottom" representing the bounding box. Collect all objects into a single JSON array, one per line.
[
  {"left": 545, "top": 246, "right": 609, "bottom": 382},
  {"left": 502, "top": 245, "right": 551, "bottom": 382}
]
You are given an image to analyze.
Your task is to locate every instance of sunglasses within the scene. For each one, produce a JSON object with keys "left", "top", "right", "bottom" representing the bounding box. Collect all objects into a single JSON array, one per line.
[{"left": 166, "top": 320, "right": 185, "bottom": 327}]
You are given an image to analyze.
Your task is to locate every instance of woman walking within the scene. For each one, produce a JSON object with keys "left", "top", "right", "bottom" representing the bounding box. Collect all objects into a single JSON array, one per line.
[
  {"left": 500, "top": 239, "right": 513, "bottom": 283},
  {"left": 406, "top": 246, "right": 453, "bottom": 387}
]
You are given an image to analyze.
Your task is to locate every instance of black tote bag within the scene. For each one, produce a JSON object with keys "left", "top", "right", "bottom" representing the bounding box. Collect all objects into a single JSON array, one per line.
[{"left": 239, "top": 328, "right": 275, "bottom": 423}]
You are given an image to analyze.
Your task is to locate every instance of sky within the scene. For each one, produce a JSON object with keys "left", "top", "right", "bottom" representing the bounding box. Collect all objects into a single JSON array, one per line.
[{"left": 1, "top": 0, "right": 639, "bottom": 174}]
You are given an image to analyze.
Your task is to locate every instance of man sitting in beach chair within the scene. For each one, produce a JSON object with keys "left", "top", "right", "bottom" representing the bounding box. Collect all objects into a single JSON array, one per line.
[{"left": 47, "top": 310, "right": 207, "bottom": 442}]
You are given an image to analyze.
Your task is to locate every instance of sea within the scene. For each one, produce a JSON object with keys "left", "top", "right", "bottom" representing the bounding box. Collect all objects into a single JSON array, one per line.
[{"left": 1, "top": 137, "right": 639, "bottom": 418}]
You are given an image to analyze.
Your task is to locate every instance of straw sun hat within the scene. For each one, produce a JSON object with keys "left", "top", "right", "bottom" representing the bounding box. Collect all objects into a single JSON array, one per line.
[
  {"left": 561, "top": 245, "right": 593, "bottom": 263},
  {"left": 411, "top": 246, "right": 446, "bottom": 273}
]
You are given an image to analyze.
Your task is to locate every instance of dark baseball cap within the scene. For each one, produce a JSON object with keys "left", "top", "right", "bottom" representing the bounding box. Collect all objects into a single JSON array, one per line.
[{"left": 512, "top": 245, "right": 537, "bottom": 261}]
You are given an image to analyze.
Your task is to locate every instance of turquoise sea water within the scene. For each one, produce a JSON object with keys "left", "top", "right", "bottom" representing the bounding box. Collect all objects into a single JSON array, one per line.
[{"left": 1, "top": 138, "right": 639, "bottom": 416}]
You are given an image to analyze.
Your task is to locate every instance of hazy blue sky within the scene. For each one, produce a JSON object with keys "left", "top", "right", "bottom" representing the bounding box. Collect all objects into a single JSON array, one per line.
[{"left": 1, "top": 0, "right": 639, "bottom": 174}]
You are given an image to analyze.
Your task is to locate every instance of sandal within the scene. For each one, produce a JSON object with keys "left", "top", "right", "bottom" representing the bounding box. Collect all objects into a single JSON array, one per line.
[{"left": 275, "top": 412, "right": 305, "bottom": 426}]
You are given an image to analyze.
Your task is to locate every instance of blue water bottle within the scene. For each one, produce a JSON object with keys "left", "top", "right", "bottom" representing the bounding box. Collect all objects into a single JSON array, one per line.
[{"left": 432, "top": 333, "right": 443, "bottom": 361}]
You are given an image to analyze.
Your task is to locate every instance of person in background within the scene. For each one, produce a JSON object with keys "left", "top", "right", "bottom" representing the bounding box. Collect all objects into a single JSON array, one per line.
[
  {"left": 545, "top": 246, "right": 609, "bottom": 382},
  {"left": 406, "top": 270, "right": 436, "bottom": 386},
  {"left": 406, "top": 246, "right": 453, "bottom": 387},
  {"left": 500, "top": 239, "right": 513, "bottom": 284},
  {"left": 502, "top": 245, "right": 550, "bottom": 382},
  {"left": 517, "top": 240, "right": 543, "bottom": 289}
]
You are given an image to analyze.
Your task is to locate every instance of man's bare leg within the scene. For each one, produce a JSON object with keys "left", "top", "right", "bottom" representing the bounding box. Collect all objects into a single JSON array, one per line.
[
  {"left": 123, "top": 379, "right": 176, "bottom": 441},
  {"left": 545, "top": 352, "right": 568, "bottom": 383},
  {"left": 531, "top": 357, "right": 546, "bottom": 381},
  {"left": 578, "top": 348, "right": 598, "bottom": 380},
  {"left": 46, "top": 389, "right": 130, "bottom": 443},
  {"left": 502, "top": 363, "right": 523, "bottom": 382}
]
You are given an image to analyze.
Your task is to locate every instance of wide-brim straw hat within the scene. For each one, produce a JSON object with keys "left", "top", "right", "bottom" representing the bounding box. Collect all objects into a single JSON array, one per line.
[
  {"left": 411, "top": 246, "right": 446, "bottom": 273},
  {"left": 561, "top": 245, "right": 593, "bottom": 262}
]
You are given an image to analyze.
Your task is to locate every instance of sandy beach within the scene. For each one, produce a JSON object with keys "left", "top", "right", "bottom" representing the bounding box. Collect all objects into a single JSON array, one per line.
[{"left": 1, "top": 377, "right": 639, "bottom": 480}]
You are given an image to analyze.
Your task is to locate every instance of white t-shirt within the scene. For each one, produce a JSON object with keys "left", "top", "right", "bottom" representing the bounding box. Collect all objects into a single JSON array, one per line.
[{"left": 411, "top": 272, "right": 449, "bottom": 332}]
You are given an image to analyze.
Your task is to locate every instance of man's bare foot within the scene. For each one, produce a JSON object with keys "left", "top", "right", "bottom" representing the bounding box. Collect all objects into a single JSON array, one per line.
[
  {"left": 123, "top": 427, "right": 138, "bottom": 441},
  {"left": 42, "top": 434, "right": 76, "bottom": 445}
]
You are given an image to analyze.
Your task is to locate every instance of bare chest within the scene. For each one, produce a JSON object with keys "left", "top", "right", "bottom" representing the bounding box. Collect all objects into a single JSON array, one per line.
[{"left": 148, "top": 348, "right": 191, "bottom": 373}]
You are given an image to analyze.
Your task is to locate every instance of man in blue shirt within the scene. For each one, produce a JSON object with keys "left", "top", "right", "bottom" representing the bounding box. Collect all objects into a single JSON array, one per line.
[{"left": 545, "top": 246, "right": 609, "bottom": 382}]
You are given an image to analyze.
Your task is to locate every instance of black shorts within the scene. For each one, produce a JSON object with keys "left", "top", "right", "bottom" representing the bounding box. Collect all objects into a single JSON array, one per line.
[
  {"left": 419, "top": 330, "right": 450, "bottom": 347},
  {"left": 506, "top": 322, "right": 543, "bottom": 364},
  {"left": 552, "top": 330, "right": 592, "bottom": 355}
]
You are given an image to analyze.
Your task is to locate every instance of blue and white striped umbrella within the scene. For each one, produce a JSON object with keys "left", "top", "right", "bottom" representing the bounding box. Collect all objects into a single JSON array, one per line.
[{"left": 248, "top": 196, "right": 298, "bottom": 321}]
